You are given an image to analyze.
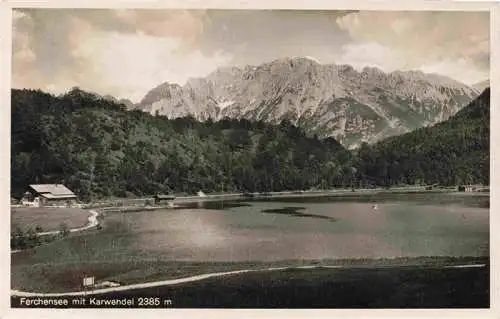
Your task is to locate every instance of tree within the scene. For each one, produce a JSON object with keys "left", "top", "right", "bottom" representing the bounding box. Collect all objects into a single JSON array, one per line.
[
  {"left": 59, "top": 222, "right": 70, "bottom": 238},
  {"left": 11, "top": 225, "right": 26, "bottom": 250}
]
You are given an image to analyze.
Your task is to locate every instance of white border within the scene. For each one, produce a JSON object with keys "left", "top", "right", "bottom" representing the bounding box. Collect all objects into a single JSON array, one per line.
[{"left": 1, "top": 1, "right": 498, "bottom": 318}]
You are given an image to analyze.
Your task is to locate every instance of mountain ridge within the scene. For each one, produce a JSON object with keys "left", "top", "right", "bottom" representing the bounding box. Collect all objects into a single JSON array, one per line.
[
  {"left": 472, "top": 79, "right": 490, "bottom": 93},
  {"left": 135, "top": 58, "right": 480, "bottom": 148}
]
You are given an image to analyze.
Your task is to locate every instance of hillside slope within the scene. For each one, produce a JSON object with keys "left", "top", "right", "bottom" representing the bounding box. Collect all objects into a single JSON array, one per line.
[
  {"left": 356, "top": 88, "right": 490, "bottom": 186},
  {"left": 11, "top": 88, "right": 355, "bottom": 200}
]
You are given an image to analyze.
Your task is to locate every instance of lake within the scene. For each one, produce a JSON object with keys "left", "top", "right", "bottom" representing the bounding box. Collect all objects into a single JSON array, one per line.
[
  {"left": 107, "top": 192, "right": 490, "bottom": 261},
  {"left": 11, "top": 192, "right": 489, "bottom": 294}
]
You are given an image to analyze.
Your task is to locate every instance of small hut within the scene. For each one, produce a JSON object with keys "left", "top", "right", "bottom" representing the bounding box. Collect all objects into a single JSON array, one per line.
[
  {"left": 458, "top": 185, "right": 474, "bottom": 192},
  {"left": 154, "top": 194, "right": 176, "bottom": 207}
]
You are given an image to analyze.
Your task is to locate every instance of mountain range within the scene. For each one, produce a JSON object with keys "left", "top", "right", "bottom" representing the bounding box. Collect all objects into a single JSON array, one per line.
[{"left": 131, "top": 57, "right": 482, "bottom": 148}]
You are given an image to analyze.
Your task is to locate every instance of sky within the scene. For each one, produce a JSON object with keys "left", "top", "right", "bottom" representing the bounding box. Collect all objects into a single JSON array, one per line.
[{"left": 12, "top": 9, "right": 490, "bottom": 102}]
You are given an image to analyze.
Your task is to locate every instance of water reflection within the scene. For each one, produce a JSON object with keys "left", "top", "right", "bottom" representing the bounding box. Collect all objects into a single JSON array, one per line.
[
  {"left": 261, "top": 207, "right": 338, "bottom": 222},
  {"left": 176, "top": 201, "right": 252, "bottom": 210}
]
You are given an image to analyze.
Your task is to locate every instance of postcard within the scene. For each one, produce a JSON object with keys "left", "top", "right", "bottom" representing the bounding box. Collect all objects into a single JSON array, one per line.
[{"left": 2, "top": 1, "right": 497, "bottom": 318}]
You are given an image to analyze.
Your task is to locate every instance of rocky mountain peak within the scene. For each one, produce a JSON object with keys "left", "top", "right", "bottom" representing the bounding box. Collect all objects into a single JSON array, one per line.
[
  {"left": 138, "top": 82, "right": 182, "bottom": 108},
  {"left": 135, "top": 59, "right": 479, "bottom": 148}
]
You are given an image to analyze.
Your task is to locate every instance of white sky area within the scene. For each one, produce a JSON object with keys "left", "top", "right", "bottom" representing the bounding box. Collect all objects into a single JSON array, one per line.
[{"left": 12, "top": 9, "right": 490, "bottom": 102}]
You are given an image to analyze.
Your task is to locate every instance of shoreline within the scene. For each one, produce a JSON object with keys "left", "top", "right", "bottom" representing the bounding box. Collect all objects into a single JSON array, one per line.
[{"left": 89, "top": 187, "right": 489, "bottom": 211}]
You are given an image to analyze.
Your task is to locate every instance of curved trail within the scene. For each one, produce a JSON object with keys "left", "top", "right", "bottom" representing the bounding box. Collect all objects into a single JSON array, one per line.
[
  {"left": 11, "top": 210, "right": 99, "bottom": 254},
  {"left": 38, "top": 210, "right": 99, "bottom": 236},
  {"left": 11, "top": 264, "right": 486, "bottom": 297}
]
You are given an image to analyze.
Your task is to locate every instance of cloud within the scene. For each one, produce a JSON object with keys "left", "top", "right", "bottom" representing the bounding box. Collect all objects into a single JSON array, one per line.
[
  {"left": 12, "top": 9, "right": 490, "bottom": 100},
  {"left": 199, "top": 10, "right": 352, "bottom": 66},
  {"left": 112, "top": 9, "right": 207, "bottom": 52},
  {"left": 419, "top": 58, "right": 489, "bottom": 85},
  {"left": 11, "top": 9, "right": 230, "bottom": 101},
  {"left": 12, "top": 10, "right": 44, "bottom": 91},
  {"left": 336, "top": 11, "right": 490, "bottom": 84},
  {"left": 75, "top": 31, "right": 232, "bottom": 101},
  {"left": 336, "top": 42, "right": 410, "bottom": 72},
  {"left": 336, "top": 42, "right": 488, "bottom": 85}
]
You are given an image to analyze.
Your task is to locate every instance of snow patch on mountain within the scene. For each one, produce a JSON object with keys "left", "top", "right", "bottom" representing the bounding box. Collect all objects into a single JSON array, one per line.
[
  {"left": 300, "top": 56, "right": 321, "bottom": 64},
  {"left": 218, "top": 100, "right": 235, "bottom": 109},
  {"left": 136, "top": 58, "right": 478, "bottom": 148}
]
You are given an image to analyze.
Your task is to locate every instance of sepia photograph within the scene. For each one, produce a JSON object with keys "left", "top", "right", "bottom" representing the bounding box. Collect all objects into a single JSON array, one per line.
[{"left": 5, "top": 1, "right": 494, "bottom": 314}]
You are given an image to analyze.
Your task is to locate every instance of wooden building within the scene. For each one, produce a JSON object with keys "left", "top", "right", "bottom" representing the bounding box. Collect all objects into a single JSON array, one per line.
[
  {"left": 154, "top": 194, "right": 176, "bottom": 207},
  {"left": 22, "top": 184, "right": 77, "bottom": 207}
]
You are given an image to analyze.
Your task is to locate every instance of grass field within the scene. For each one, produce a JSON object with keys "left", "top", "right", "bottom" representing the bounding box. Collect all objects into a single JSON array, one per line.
[
  {"left": 11, "top": 207, "right": 91, "bottom": 232},
  {"left": 11, "top": 264, "right": 489, "bottom": 308},
  {"left": 11, "top": 242, "right": 488, "bottom": 294},
  {"left": 101, "top": 265, "right": 489, "bottom": 308}
]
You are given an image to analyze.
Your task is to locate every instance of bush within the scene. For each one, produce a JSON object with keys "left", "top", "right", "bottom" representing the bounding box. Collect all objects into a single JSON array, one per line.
[{"left": 58, "top": 222, "right": 70, "bottom": 238}]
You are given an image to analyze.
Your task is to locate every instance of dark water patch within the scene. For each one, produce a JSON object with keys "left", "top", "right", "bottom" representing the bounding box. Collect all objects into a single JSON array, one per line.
[
  {"left": 173, "top": 201, "right": 252, "bottom": 210},
  {"left": 261, "top": 206, "right": 337, "bottom": 222},
  {"left": 200, "top": 201, "right": 252, "bottom": 210}
]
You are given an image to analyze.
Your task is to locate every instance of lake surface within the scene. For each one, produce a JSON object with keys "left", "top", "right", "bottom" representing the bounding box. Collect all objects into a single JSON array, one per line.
[{"left": 105, "top": 193, "right": 489, "bottom": 261}]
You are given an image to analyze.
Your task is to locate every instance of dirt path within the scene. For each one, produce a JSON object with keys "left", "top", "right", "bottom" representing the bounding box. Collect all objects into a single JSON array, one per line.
[
  {"left": 10, "top": 264, "right": 485, "bottom": 297},
  {"left": 11, "top": 210, "right": 99, "bottom": 254},
  {"left": 36, "top": 210, "right": 99, "bottom": 236}
]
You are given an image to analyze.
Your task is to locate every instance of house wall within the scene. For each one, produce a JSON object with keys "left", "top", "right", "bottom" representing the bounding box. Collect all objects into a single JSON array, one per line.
[
  {"left": 22, "top": 191, "right": 35, "bottom": 202},
  {"left": 458, "top": 185, "right": 474, "bottom": 192},
  {"left": 43, "top": 198, "right": 77, "bottom": 207}
]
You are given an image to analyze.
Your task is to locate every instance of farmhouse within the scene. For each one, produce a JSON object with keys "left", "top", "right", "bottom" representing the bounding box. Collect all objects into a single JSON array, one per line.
[{"left": 22, "top": 184, "right": 77, "bottom": 207}]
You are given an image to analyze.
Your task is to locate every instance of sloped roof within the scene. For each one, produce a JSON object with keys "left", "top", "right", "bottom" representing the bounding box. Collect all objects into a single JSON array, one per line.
[
  {"left": 29, "top": 184, "right": 75, "bottom": 196},
  {"left": 40, "top": 193, "right": 77, "bottom": 199},
  {"left": 155, "top": 194, "right": 176, "bottom": 199}
]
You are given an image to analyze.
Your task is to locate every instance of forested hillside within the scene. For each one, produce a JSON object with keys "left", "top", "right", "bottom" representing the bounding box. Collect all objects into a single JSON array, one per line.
[
  {"left": 355, "top": 88, "right": 490, "bottom": 187},
  {"left": 11, "top": 88, "right": 355, "bottom": 201}
]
